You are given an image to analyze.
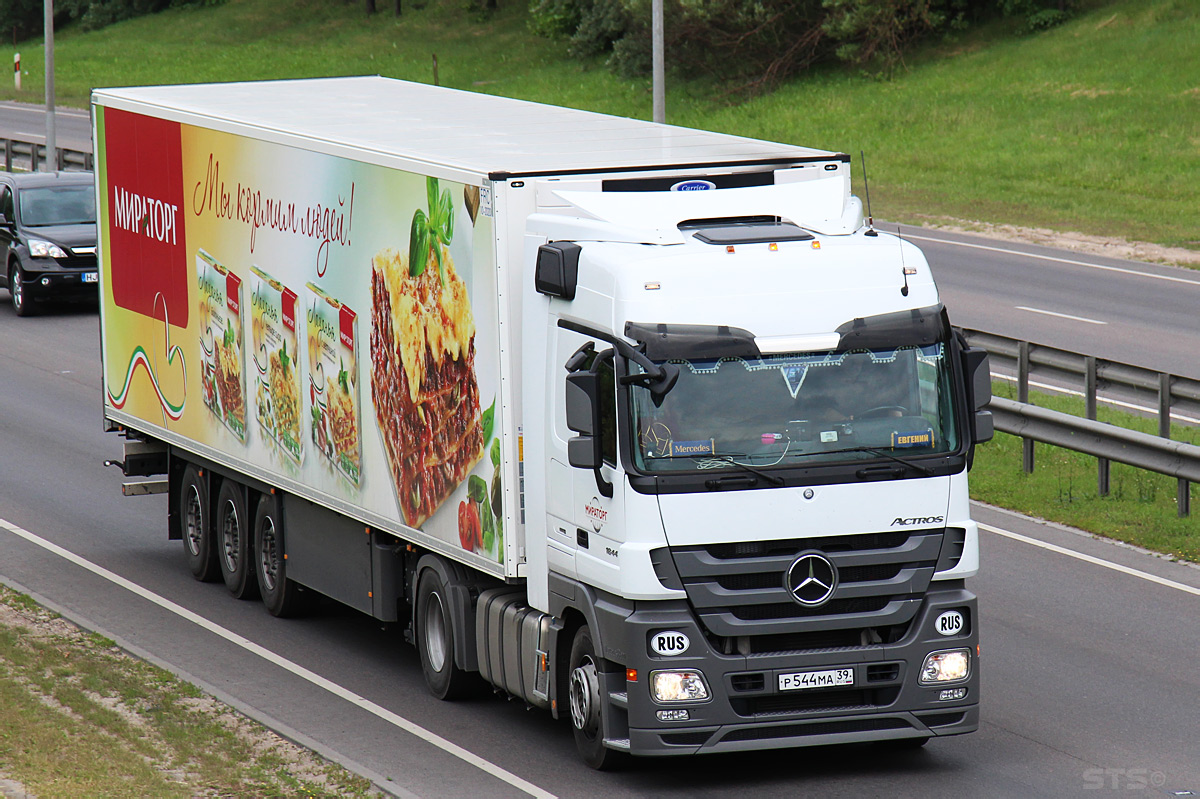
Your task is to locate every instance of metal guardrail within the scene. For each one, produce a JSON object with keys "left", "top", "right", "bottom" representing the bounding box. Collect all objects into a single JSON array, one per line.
[
  {"left": 965, "top": 329, "right": 1199, "bottom": 517},
  {"left": 1, "top": 138, "right": 92, "bottom": 172}
]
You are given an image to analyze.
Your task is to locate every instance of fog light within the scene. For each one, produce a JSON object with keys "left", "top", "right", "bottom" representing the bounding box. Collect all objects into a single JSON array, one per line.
[
  {"left": 650, "top": 670, "right": 710, "bottom": 703},
  {"left": 41, "top": 277, "right": 51, "bottom": 286},
  {"left": 938, "top": 687, "right": 968, "bottom": 701},
  {"left": 656, "top": 709, "right": 690, "bottom": 722},
  {"left": 920, "top": 649, "right": 970, "bottom": 685}
]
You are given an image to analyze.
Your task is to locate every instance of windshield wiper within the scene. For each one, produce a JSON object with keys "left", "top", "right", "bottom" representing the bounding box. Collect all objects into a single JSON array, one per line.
[
  {"left": 797, "top": 446, "right": 934, "bottom": 477},
  {"left": 701, "top": 454, "right": 785, "bottom": 487}
]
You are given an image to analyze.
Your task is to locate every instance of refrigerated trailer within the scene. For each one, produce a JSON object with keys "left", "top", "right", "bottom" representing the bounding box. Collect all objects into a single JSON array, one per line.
[{"left": 94, "top": 76, "right": 993, "bottom": 768}]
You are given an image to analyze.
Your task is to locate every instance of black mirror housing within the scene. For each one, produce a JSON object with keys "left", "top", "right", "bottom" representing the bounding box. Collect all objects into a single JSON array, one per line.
[{"left": 535, "top": 241, "right": 581, "bottom": 300}]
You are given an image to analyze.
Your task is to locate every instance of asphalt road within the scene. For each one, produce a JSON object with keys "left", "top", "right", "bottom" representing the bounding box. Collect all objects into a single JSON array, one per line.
[
  {"left": 1, "top": 237, "right": 1199, "bottom": 797},
  {"left": 0, "top": 100, "right": 92, "bottom": 153},
  {"left": 903, "top": 224, "right": 1200, "bottom": 380}
]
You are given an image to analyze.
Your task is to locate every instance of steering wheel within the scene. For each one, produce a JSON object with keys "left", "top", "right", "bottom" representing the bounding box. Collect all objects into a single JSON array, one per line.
[{"left": 858, "top": 405, "right": 908, "bottom": 419}]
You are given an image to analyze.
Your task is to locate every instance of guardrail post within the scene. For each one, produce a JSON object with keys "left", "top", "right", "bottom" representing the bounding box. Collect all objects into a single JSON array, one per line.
[
  {"left": 1085, "top": 356, "right": 1110, "bottom": 495},
  {"left": 31, "top": 143, "right": 39, "bottom": 171},
  {"left": 3, "top": 139, "right": 10, "bottom": 172},
  {"left": 1178, "top": 479, "right": 1190, "bottom": 518},
  {"left": 55, "top": 147, "right": 63, "bottom": 171},
  {"left": 85, "top": 152, "right": 93, "bottom": 170},
  {"left": 1019, "top": 341, "right": 1034, "bottom": 473},
  {"left": 1159, "top": 373, "right": 1172, "bottom": 439}
]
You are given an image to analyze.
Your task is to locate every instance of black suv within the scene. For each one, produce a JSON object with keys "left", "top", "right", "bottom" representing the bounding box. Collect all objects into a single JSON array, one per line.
[{"left": 0, "top": 171, "right": 98, "bottom": 316}]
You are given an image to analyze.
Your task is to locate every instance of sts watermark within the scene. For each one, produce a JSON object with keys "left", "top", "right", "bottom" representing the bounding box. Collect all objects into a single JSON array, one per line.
[{"left": 1082, "top": 768, "right": 1167, "bottom": 790}]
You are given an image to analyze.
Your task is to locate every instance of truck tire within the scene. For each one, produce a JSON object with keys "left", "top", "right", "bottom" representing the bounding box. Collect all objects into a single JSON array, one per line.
[
  {"left": 568, "top": 625, "right": 623, "bottom": 770},
  {"left": 216, "top": 479, "right": 259, "bottom": 600},
  {"left": 253, "top": 493, "right": 307, "bottom": 617},
  {"left": 415, "top": 568, "right": 472, "bottom": 700},
  {"left": 180, "top": 465, "right": 219, "bottom": 582}
]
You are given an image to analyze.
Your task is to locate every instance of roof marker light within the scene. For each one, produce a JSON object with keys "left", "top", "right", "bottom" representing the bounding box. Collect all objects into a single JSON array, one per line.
[
  {"left": 725, "top": 245, "right": 735, "bottom": 254},
  {"left": 644, "top": 282, "right": 661, "bottom": 291},
  {"left": 811, "top": 241, "right": 821, "bottom": 250},
  {"left": 768, "top": 242, "right": 779, "bottom": 252}
]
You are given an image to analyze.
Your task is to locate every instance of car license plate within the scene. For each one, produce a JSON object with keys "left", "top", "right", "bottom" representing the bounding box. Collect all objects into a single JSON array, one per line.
[
  {"left": 778, "top": 668, "right": 854, "bottom": 691},
  {"left": 83, "top": 272, "right": 98, "bottom": 284}
]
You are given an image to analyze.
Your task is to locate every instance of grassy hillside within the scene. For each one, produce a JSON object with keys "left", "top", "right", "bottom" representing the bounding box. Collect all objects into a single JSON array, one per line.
[{"left": 2, "top": 0, "right": 1196, "bottom": 248}]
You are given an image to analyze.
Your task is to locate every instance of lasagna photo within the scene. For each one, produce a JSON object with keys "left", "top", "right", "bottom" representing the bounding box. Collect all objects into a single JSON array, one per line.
[
  {"left": 196, "top": 249, "right": 247, "bottom": 442},
  {"left": 370, "top": 177, "right": 484, "bottom": 529}
]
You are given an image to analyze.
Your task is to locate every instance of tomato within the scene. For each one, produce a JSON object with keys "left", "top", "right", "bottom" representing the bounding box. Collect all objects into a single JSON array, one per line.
[{"left": 458, "top": 499, "right": 481, "bottom": 552}]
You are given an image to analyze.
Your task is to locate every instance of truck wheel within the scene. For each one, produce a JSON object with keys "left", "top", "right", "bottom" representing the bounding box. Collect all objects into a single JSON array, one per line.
[
  {"left": 568, "top": 625, "right": 622, "bottom": 770},
  {"left": 180, "top": 465, "right": 218, "bottom": 582},
  {"left": 415, "top": 568, "right": 472, "bottom": 700},
  {"left": 216, "top": 479, "right": 258, "bottom": 600},
  {"left": 253, "top": 494, "right": 306, "bottom": 617},
  {"left": 9, "top": 264, "right": 32, "bottom": 317}
]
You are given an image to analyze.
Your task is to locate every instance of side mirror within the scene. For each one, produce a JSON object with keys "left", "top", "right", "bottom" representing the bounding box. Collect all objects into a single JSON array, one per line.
[
  {"left": 962, "top": 346, "right": 994, "bottom": 443},
  {"left": 535, "top": 242, "right": 581, "bottom": 300},
  {"left": 565, "top": 372, "right": 601, "bottom": 470}
]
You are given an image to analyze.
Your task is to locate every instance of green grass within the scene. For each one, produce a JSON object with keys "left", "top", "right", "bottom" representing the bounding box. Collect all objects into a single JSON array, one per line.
[
  {"left": 1, "top": 0, "right": 1196, "bottom": 250},
  {"left": 0, "top": 586, "right": 373, "bottom": 797},
  {"left": 970, "top": 380, "right": 1200, "bottom": 561}
]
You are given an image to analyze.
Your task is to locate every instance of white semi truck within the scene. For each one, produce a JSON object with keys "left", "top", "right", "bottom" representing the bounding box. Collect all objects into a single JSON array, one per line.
[{"left": 93, "top": 76, "right": 993, "bottom": 768}]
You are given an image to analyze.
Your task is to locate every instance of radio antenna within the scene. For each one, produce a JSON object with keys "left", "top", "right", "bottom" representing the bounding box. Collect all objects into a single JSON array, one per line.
[
  {"left": 860, "top": 151, "right": 877, "bottom": 237},
  {"left": 897, "top": 224, "right": 911, "bottom": 297}
]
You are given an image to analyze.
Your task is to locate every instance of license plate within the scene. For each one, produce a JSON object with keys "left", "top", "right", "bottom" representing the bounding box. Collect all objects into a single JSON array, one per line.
[
  {"left": 778, "top": 668, "right": 854, "bottom": 691},
  {"left": 83, "top": 272, "right": 99, "bottom": 284}
]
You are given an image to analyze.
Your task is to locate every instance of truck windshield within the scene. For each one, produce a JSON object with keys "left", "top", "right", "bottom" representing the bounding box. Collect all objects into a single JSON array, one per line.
[{"left": 629, "top": 343, "right": 960, "bottom": 474}]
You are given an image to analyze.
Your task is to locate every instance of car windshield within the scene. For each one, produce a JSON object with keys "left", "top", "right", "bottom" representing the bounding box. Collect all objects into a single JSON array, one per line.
[
  {"left": 630, "top": 343, "right": 960, "bottom": 474},
  {"left": 19, "top": 185, "right": 95, "bottom": 226}
]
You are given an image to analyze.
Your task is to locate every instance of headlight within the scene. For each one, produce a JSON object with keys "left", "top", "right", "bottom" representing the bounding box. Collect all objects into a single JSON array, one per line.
[
  {"left": 28, "top": 239, "right": 68, "bottom": 259},
  {"left": 920, "top": 649, "right": 971, "bottom": 684},
  {"left": 650, "top": 670, "right": 709, "bottom": 703}
]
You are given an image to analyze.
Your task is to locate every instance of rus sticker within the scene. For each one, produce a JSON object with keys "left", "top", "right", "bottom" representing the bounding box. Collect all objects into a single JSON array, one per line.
[
  {"left": 249, "top": 267, "right": 302, "bottom": 463},
  {"left": 196, "top": 249, "right": 247, "bottom": 442},
  {"left": 305, "top": 283, "right": 361, "bottom": 486}
]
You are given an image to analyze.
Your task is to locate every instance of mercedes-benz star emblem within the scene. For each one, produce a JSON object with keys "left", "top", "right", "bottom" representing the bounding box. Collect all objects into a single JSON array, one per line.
[{"left": 785, "top": 552, "right": 838, "bottom": 607}]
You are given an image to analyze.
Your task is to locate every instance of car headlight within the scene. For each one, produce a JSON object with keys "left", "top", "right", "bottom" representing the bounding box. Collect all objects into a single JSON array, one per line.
[
  {"left": 650, "top": 670, "right": 710, "bottom": 703},
  {"left": 919, "top": 648, "right": 971, "bottom": 685},
  {"left": 28, "top": 239, "right": 68, "bottom": 259}
]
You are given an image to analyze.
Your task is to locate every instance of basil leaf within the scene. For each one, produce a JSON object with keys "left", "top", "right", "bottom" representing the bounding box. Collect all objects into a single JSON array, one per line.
[
  {"left": 468, "top": 474, "right": 488, "bottom": 502},
  {"left": 409, "top": 209, "right": 429, "bottom": 277},
  {"left": 490, "top": 437, "right": 501, "bottom": 468},
  {"left": 426, "top": 177, "right": 439, "bottom": 221},
  {"left": 438, "top": 189, "right": 455, "bottom": 243},
  {"left": 481, "top": 398, "right": 495, "bottom": 444},
  {"left": 433, "top": 242, "right": 446, "bottom": 286}
]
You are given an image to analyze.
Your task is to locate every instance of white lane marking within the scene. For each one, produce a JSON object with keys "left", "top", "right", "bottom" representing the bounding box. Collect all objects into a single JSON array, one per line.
[
  {"left": 981, "top": 523, "right": 1200, "bottom": 598},
  {"left": 901, "top": 232, "right": 1200, "bottom": 287},
  {"left": 1014, "top": 306, "right": 1106, "bottom": 325},
  {"left": 990, "top": 371, "right": 1200, "bottom": 425},
  {"left": 0, "top": 516, "right": 556, "bottom": 799}
]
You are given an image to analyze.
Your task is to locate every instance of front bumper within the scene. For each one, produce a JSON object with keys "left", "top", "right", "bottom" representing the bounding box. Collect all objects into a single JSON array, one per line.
[
  {"left": 15, "top": 254, "right": 99, "bottom": 301},
  {"left": 605, "top": 585, "right": 978, "bottom": 756}
]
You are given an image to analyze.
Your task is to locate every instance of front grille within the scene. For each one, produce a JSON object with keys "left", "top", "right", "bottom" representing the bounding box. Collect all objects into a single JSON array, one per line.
[
  {"left": 720, "top": 717, "right": 910, "bottom": 743},
  {"left": 731, "top": 687, "right": 900, "bottom": 717},
  {"left": 669, "top": 528, "right": 946, "bottom": 650},
  {"left": 56, "top": 255, "right": 98, "bottom": 270}
]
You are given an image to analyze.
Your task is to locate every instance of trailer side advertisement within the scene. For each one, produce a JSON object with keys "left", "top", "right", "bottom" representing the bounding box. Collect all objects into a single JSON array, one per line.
[{"left": 96, "top": 106, "right": 508, "bottom": 570}]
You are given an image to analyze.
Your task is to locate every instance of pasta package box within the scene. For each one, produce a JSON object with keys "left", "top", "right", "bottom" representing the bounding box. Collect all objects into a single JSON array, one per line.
[
  {"left": 249, "top": 267, "right": 302, "bottom": 463},
  {"left": 305, "top": 283, "right": 362, "bottom": 486},
  {"left": 196, "top": 249, "right": 247, "bottom": 442}
]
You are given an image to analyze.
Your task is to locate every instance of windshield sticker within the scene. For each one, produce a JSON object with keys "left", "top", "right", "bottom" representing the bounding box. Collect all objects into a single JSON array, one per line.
[
  {"left": 781, "top": 365, "right": 808, "bottom": 398},
  {"left": 820, "top": 430, "right": 838, "bottom": 443},
  {"left": 892, "top": 429, "right": 935, "bottom": 448},
  {"left": 670, "top": 439, "right": 715, "bottom": 457}
]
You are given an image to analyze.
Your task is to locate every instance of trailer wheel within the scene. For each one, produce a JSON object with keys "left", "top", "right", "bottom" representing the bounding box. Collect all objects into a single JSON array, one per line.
[
  {"left": 216, "top": 479, "right": 258, "bottom": 600},
  {"left": 253, "top": 494, "right": 306, "bottom": 617},
  {"left": 415, "top": 568, "right": 471, "bottom": 700},
  {"left": 568, "top": 625, "right": 622, "bottom": 770},
  {"left": 180, "top": 465, "right": 218, "bottom": 582}
]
